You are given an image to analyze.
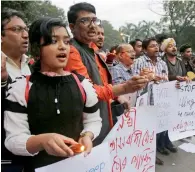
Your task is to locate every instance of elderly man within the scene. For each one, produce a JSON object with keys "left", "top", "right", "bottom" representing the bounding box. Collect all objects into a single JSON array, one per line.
[
  {"left": 110, "top": 44, "right": 136, "bottom": 85},
  {"left": 65, "top": 2, "right": 149, "bottom": 145}
]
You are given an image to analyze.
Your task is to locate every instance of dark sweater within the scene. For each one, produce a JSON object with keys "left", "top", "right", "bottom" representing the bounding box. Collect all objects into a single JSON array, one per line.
[{"left": 162, "top": 56, "right": 187, "bottom": 81}]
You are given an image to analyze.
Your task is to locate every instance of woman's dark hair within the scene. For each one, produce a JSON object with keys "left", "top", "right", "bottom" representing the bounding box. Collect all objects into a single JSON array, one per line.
[
  {"left": 29, "top": 17, "right": 67, "bottom": 57},
  {"left": 29, "top": 17, "right": 67, "bottom": 72},
  {"left": 142, "top": 37, "right": 157, "bottom": 49},
  {"left": 1, "top": 7, "right": 25, "bottom": 36},
  {"left": 67, "top": 2, "right": 96, "bottom": 24}
]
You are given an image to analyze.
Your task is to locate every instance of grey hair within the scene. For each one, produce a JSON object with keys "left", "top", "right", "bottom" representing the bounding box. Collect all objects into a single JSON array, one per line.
[{"left": 116, "top": 43, "right": 130, "bottom": 54}]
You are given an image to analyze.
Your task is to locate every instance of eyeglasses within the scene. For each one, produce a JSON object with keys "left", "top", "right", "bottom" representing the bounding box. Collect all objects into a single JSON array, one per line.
[
  {"left": 4, "top": 26, "right": 29, "bottom": 34},
  {"left": 148, "top": 44, "right": 159, "bottom": 48},
  {"left": 121, "top": 51, "right": 135, "bottom": 60},
  {"left": 76, "top": 17, "right": 101, "bottom": 26}
]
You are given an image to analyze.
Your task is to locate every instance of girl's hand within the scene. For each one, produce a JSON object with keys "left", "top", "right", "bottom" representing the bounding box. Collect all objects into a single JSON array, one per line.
[
  {"left": 79, "top": 132, "right": 94, "bottom": 156},
  {"left": 40, "top": 133, "right": 78, "bottom": 157}
]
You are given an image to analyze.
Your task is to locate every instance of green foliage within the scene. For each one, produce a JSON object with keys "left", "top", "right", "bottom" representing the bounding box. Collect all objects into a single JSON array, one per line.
[
  {"left": 101, "top": 20, "right": 122, "bottom": 49},
  {"left": 2, "top": 0, "right": 195, "bottom": 50},
  {"left": 1, "top": 0, "right": 66, "bottom": 25},
  {"left": 162, "top": 0, "right": 195, "bottom": 48},
  {"left": 119, "top": 20, "right": 163, "bottom": 41},
  {"left": 118, "top": 0, "right": 195, "bottom": 50}
]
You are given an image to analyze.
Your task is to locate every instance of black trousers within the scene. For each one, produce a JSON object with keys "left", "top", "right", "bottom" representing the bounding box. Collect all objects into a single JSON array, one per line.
[
  {"left": 157, "top": 130, "right": 173, "bottom": 149},
  {"left": 1, "top": 164, "right": 23, "bottom": 172}
]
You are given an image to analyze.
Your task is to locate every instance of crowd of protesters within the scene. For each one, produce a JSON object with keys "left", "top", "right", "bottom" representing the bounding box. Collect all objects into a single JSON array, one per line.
[{"left": 1, "top": 2, "right": 195, "bottom": 172}]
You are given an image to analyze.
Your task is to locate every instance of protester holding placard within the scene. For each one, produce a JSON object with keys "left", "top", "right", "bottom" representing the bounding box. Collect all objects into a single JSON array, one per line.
[
  {"left": 4, "top": 17, "right": 102, "bottom": 172},
  {"left": 132, "top": 37, "right": 177, "bottom": 165}
]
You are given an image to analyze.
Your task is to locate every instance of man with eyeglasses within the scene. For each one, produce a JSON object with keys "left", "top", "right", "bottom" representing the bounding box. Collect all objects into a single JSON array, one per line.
[
  {"left": 132, "top": 37, "right": 177, "bottom": 165},
  {"left": 109, "top": 44, "right": 136, "bottom": 122},
  {"left": 1, "top": 8, "right": 31, "bottom": 172},
  {"left": 110, "top": 44, "right": 136, "bottom": 85},
  {"left": 1, "top": 8, "right": 31, "bottom": 80},
  {"left": 65, "top": 2, "right": 149, "bottom": 146}
]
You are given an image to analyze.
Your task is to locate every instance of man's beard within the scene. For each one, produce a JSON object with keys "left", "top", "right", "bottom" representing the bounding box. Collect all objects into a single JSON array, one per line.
[
  {"left": 167, "top": 51, "right": 177, "bottom": 57},
  {"left": 97, "top": 41, "right": 103, "bottom": 49}
]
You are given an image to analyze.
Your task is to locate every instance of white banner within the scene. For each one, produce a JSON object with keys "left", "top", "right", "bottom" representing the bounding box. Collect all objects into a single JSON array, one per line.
[
  {"left": 104, "top": 106, "right": 157, "bottom": 172},
  {"left": 153, "top": 81, "right": 195, "bottom": 140},
  {"left": 136, "top": 93, "right": 148, "bottom": 107},
  {"left": 169, "top": 82, "right": 195, "bottom": 141},
  {"left": 171, "top": 82, "right": 195, "bottom": 132},
  {"left": 35, "top": 143, "right": 111, "bottom": 172},
  {"left": 153, "top": 81, "right": 177, "bottom": 133},
  {"left": 124, "top": 92, "right": 137, "bottom": 107}
]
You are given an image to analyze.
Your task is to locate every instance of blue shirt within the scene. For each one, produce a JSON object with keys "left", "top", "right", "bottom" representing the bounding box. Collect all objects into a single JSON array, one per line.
[{"left": 110, "top": 62, "right": 133, "bottom": 85}]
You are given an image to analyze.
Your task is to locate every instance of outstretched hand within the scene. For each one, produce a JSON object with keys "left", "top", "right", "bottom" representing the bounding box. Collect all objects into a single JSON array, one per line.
[{"left": 123, "top": 76, "right": 149, "bottom": 93}]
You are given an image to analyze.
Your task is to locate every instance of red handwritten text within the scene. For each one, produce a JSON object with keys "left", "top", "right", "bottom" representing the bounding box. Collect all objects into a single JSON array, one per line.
[
  {"left": 117, "top": 108, "right": 137, "bottom": 132},
  {"left": 131, "top": 148, "right": 154, "bottom": 172},
  {"left": 110, "top": 130, "right": 155, "bottom": 154},
  {"left": 173, "top": 120, "right": 194, "bottom": 132},
  {"left": 112, "top": 155, "right": 127, "bottom": 172}
]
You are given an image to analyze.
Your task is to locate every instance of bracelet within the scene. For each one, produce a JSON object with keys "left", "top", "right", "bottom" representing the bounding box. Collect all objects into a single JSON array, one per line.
[{"left": 80, "top": 132, "right": 93, "bottom": 140}]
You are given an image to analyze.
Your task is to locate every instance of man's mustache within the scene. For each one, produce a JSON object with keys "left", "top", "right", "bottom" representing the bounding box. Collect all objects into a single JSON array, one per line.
[{"left": 98, "top": 38, "right": 103, "bottom": 41}]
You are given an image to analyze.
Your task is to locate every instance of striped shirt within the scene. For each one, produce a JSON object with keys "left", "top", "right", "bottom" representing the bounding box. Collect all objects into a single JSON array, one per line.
[
  {"left": 110, "top": 62, "right": 133, "bottom": 85},
  {"left": 132, "top": 55, "right": 169, "bottom": 105},
  {"left": 132, "top": 54, "right": 168, "bottom": 77}
]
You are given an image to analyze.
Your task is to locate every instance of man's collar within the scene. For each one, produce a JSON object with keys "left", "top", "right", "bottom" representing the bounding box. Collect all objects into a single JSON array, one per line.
[
  {"left": 73, "top": 38, "right": 99, "bottom": 52},
  {"left": 2, "top": 51, "right": 28, "bottom": 64},
  {"left": 118, "top": 62, "right": 131, "bottom": 72},
  {"left": 164, "top": 54, "right": 181, "bottom": 61},
  {"left": 143, "top": 54, "right": 161, "bottom": 62},
  {"left": 89, "top": 42, "right": 99, "bottom": 52},
  {"left": 182, "top": 57, "right": 191, "bottom": 62}
]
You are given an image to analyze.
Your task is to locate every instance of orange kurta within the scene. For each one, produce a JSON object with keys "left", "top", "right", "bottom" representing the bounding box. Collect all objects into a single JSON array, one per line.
[{"left": 65, "top": 44, "right": 114, "bottom": 128}]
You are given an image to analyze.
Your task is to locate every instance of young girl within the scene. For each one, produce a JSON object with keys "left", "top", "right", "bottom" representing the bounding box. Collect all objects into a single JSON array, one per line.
[{"left": 4, "top": 17, "right": 102, "bottom": 171}]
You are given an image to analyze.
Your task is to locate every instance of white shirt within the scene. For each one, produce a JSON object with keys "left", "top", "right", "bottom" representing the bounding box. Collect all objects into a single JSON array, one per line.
[{"left": 2, "top": 52, "right": 31, "bottom": 80}]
